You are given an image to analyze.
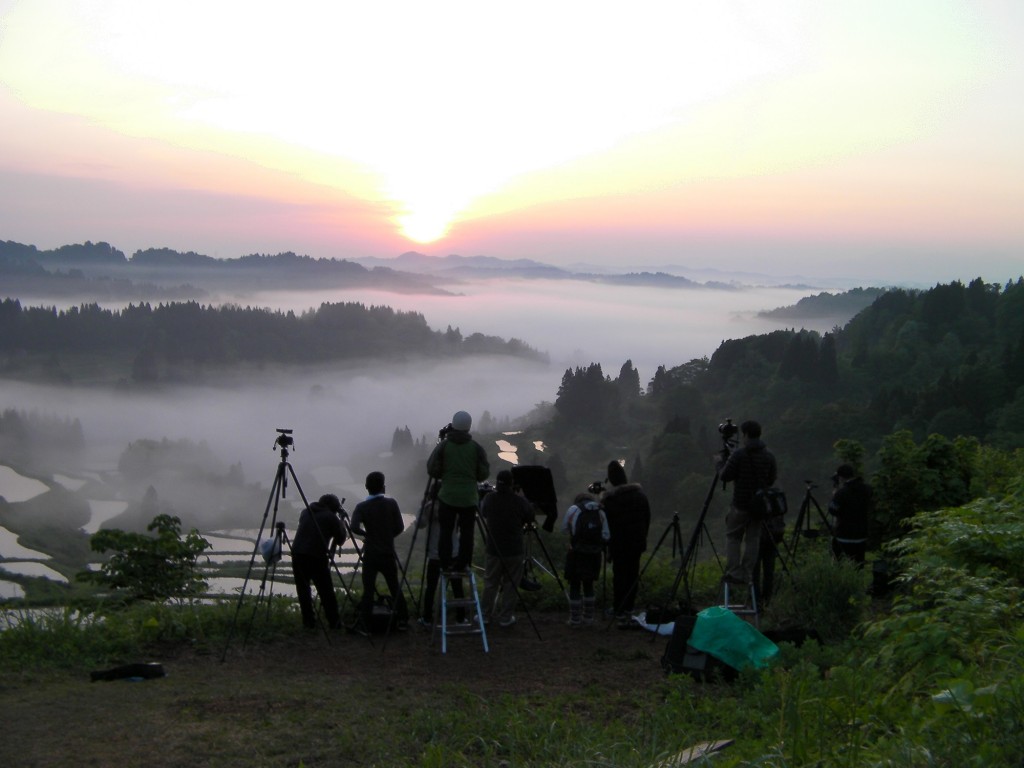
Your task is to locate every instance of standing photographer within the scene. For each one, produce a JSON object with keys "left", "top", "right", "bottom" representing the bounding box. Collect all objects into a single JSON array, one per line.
[
  {"left": 426, "top": 410, "right": 490, "bottom": 572},
  {"left": 562, "top": 491, "right": 610, "bottom": 626},
  {"left": 291, "top": 493, "right": 346, "bottom": 630},
  {"left": 350, "top": 472, "right": 409, "bottom": 632},
  {"left": 828, "top": 464, "right": 871, "bottom": 566},
  {"left": 718, "top": 420, "right": 778, "bottom": 586},
  {"left": 601, "top": 460, "right": 651, "bottom": 623},
  {"left": 479, "top": 470, "right": 535, "bottom": 628}
]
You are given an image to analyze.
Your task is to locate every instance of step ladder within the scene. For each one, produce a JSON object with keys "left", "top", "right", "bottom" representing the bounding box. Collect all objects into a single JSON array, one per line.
[
  {"left": 436, "top": 568, "right": 489, "bottom": 654},
  {"left": 721, "top": 580, "right": 759, "bottom": 628}
]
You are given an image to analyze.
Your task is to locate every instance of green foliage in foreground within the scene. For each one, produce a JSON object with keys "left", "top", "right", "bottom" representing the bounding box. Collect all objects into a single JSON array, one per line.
[
  {"left": 4, "top": 483, "right": 1024, "bottom": 766},
  {"left": 75, "top": 513, "right": 211, "bottom": 601}
]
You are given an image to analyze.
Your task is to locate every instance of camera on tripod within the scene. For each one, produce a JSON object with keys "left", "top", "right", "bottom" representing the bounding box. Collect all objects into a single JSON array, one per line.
[{"left": 274, "top": 428, "right": 294, "bottom": 450}]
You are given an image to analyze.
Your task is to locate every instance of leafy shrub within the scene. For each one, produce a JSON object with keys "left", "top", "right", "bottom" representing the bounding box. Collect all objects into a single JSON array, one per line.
[
  {"left": 766, "top": 544, "right": 870, "bottom": 643},
  {"left": 76, "top": 514, "right": 211, "bottom": 601}
]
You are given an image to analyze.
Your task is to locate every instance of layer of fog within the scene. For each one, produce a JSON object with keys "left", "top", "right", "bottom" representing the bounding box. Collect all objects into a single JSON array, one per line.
[
  {"left": 233, "top": 279, "right": 830, "bottom": 378},
  {"left": 2, "top": 279, "right": 839, "bottom": 532}
]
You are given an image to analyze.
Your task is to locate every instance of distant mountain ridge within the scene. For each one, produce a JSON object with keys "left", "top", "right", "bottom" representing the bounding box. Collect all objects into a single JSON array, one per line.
[{"left": 2, "top": 239, "right": 876, "bottom": 319}]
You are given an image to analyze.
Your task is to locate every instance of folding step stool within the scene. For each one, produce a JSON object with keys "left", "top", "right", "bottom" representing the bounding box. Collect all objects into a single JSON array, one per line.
[
  {"left": 436, "top": 568, "right": 489, "bottom": 654},
  {"left": 721, "top": 580, "right": 760, "bottom": 628}
]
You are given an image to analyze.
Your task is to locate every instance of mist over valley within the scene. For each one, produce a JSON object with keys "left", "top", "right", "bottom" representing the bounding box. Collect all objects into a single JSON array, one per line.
[{"left": 0, "top": 271, "right": 848, "bottom": 597}]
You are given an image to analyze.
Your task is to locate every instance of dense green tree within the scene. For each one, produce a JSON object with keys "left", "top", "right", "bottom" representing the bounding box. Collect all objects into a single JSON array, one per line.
[{"left": 77, "top": 513, "right": 211, "bottom": 601}]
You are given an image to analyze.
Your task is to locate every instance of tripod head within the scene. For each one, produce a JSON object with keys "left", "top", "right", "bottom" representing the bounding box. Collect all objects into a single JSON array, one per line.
[{"left": 273, "top": 428, "right": 294, "bottom": 459}]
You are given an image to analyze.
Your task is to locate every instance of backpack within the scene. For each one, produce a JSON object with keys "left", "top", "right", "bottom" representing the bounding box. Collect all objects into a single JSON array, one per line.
[
  {"left": 571, "top": 501, "right": 605, "bottom": 554},
  {"left": 746, "top": 452, "right": 787, "bottom": 521},
  {"left": 752, "top": 486, "right": 788, "bottom": 520}
]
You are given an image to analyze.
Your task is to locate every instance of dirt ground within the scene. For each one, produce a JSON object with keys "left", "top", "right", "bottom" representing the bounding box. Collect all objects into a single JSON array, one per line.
[
  {"left": 1, "top": 611, "right": 679, "bottom": 767},
  {"left": 219, "top": 609, "right": 672, "bottom": 695}
]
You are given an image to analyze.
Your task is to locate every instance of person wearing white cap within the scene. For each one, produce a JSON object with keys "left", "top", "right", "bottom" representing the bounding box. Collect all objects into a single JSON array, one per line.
[{"left": 426, "top": 410, "right": 490, "bottom": 571}]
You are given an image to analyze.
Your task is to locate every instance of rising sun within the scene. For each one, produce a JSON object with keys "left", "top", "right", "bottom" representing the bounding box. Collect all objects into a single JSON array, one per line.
[{"left": 398, "top": 211, "right": 450, "bottom": 244}]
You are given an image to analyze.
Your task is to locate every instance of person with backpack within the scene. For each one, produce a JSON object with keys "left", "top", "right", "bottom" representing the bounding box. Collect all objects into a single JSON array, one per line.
[
  {"left": 479, "top": 470, "right": 536, "bottom": 627},
  {"left": 563, "top": 491, "right": 610, "bottom": 626}
]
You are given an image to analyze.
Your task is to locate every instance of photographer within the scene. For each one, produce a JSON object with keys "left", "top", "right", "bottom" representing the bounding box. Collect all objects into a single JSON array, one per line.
[
  {"left": 479, "top": 470, "right": 535, "bottom": 628},
  {"left": 291, "top": 493, "right": 346, "bottom": 630},
  {"left": 562, "top": 491, "right": 610, "bottom": 626},
  {"left": 601, "top": 460, "right": 651, "bottom": 623},
  {"left": 718, "top": 420, "right": 778, "bottom": 586},
  {"left": 350, "top": 472, "right": 409, "bottom": 632},
  {"left": 828, "top": 464, "right": 871, "bottom": 566},
  {"left": 426, "top": 410, "right": 490, "bottom": 572}
]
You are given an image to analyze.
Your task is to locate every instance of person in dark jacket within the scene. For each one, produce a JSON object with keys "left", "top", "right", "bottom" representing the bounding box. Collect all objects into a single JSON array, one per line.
[
  {"left": 350, "top": 471, "right": 409, "bottom": 631},
  {"left": 828, "top": 464, "right": 871, "bottom": 566},
  {"left": 291, "top": 493, "right": 346, "bottom": 629},
  {"left": 601, "top": 460, "right": 651, "bottom": 621},
  {"left": 718, "top": 420, "right": 778, "bottom": 585},
  {"left": 479, "top": 470, "right": 535, "bottom": 627},
  {"left": 426, "top": 410, "right": 490, "bottom": 571}
]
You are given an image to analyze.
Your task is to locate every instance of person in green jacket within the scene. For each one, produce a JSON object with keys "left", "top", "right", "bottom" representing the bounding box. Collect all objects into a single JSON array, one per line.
[{"left": 427, "top": 410, "right": 490, "bottom": 571}]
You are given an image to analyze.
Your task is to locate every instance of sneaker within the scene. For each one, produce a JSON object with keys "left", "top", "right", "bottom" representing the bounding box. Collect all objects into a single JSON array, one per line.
[
  {"left": 473, "top": 614, "right": 489, "bottom": 626},
  {"left": 567, "top": 618, "right": 582, "bottom": 628},
  {"left": 499, "top": 615, "right": 517, "bottom": 628}
]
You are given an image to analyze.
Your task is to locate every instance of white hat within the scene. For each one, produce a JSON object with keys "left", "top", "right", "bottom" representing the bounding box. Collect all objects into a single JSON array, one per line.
[{"left": 452, "top": 410, "right": 472, "bottom": 431}]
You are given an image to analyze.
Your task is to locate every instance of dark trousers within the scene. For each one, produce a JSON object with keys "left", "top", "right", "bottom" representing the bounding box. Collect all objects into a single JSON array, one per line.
[
  {"left": 359, "top": 551, "right": 408, "bottom": 624},
  {"left": 438, "top": 502, "right": 477, "bottom": 570},
  {"left": 292, "top": 553, "right": 339, "bottom": 628},
  {"left": 832, "top": 538, "right": 867, "bottom": 567},
  {"left": 611, "top": 549, "right": 641, "bottom": 615},
  {"left": 421, "top": 558, "right": 464, "bottom": 622}
]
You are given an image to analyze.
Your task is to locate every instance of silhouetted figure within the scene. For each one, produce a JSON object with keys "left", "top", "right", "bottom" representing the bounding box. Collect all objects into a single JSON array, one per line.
[
  {"left": 601, "top": 460, "right": 650, "bottom": 622},
  {"left": 427, "top": 410, "right": 490, "bottom": 571},
  {"left": 718, "top": 420, "right": 778, "bottom": 585},
  {"left": 828, "top": 464, "right": 871, "bottom": 567},
  {"left": 480, "top": 469, "right": 535, "bottom": 628},
  {"left": 350, "top": 472, "right": 408, "bottom": 631},
  {"left": 291, "top": 493, "right": 346, "bottom": 629}
]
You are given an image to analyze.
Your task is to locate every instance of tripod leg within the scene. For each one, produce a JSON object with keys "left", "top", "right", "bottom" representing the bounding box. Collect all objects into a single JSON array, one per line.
[{"left": 220, "top": 464, "right": 286, "bottom": 662}]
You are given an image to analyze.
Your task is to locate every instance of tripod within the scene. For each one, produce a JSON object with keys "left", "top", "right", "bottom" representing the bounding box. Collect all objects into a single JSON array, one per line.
[
  {"left": 787, "top": 481, "right": 833, "bottom": 559},
  {"left": 658, "top": 469, "right": 724, "bottom": 622},
  {"left": 221, "top": 429, "right": 356, "bottom": 661},
  {"left": 753, "top": 515, "right": 795, "bottom": 607},
  {"left": 520, "top": 521, "right": 568, "bottom": 598}
]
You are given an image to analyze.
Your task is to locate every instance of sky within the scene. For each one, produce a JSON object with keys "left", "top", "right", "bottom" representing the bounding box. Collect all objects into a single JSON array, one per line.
[{"left": 1, "top": 1, "right": 1022, "bottom": 284}]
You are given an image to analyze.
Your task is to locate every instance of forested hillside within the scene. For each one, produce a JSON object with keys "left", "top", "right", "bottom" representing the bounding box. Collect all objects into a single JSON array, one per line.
[
  {"left": 0, "top": 299, "right": 546, "bottom": 384},
  {"left": 531, "top": 277, "right": 1024, "bottom": 531}
]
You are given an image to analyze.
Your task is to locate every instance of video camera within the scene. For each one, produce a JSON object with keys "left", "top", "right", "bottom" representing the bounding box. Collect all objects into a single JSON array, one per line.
[{"left": 274, "top": 427, "right": 294, "bottom": 450}]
